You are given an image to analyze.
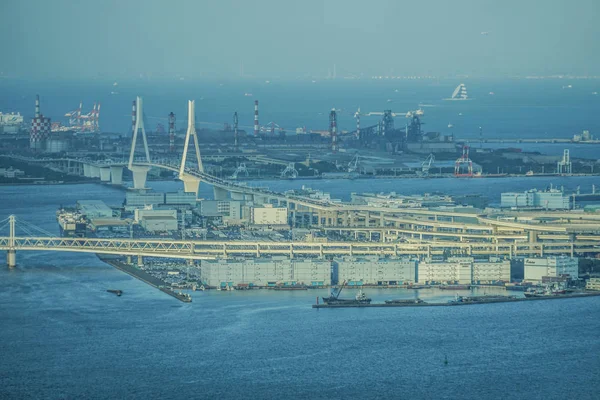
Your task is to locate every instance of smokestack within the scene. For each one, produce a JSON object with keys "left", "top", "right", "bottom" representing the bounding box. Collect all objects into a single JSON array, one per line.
[
  {"left": 254, "top": 100, "right": 259, "bottom": 136},
  {"left": 356, "top": 107, "right": 360, "bottom": 139},
  {"left": 233, "top": 111, "right": 239, "bottom": 150},
  {"left": 330, "top": 108, "right": 338, "bottom": 153},
  {"left": 168, "top": 112, "right": 175, "bottom": 153},
  {"left": 132, "top": 100, "right": 136, "bottom": 135},
  {"left": 35, "top": 95, "right": 40, "bottom": 118}
]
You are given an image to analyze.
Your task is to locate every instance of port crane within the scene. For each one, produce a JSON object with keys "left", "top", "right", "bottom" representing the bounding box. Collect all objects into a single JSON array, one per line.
[
  {"left": 330, "top": 280, "right": 347, "bottom": 300},
  {"left": 65, "top": 101, "right": 101, "bottom": 133},
  {"left": 422, "top": 153, "right": 435, "bottom": 175},
  {"left": 348, "top": 154, "right": 360, "bottom": 173},
  {"left": 230, "top": 163, "right": 249, "bottom": 180},
  {"left": 260, "top": 121, "right": 285, "bottom": 136},
  {"left": 454, "top": 145, "right": 473, "bottom": 177},
  {"left": 280, "top": 163, "right": 298, "bottom": 179}
]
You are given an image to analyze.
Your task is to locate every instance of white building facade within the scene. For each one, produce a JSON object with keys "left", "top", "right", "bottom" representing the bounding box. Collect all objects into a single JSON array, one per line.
[
  {"left": 417, "top": 257, "right": 510, "bottom": 284},
  {"left": 524, "top": 257, "right": 579, "bottom": 282},
  {"left": 251, "top": 204, "right": 288, "bottom": 225},
  {"left": 200, "top": 257, "right": 331, "bottom": 287},
  {"left": 335, "top": 256, "right": 417, "bottom": 285}
]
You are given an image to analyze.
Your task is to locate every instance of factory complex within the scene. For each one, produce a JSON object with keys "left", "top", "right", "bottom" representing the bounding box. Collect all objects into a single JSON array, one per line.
[{"left": 196, "top": 255, "right": 578, "bottom": 289}]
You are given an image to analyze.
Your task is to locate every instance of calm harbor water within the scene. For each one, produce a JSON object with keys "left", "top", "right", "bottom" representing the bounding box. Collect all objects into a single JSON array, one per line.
[{"left": 1, "top": 179, "right": 600, "bottom": 399}]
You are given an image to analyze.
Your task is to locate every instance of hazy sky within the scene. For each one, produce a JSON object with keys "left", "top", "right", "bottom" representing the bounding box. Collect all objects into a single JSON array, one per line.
[{"left": 1, "top": 0, "right": 599, "bottom": 80}]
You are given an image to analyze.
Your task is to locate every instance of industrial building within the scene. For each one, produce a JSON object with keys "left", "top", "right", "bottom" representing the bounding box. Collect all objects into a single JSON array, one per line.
[
  {"left": 200, "top": 257, "right": 331, "bottom": 287},
  {"left": 200, "top": 200, "right": 243, "bottom": 220},
  {"left": 417, "top": 257, "right": 511, "bottom": 284},
  {"left": 501, "top": 187, "right": 570, "bottom": 210},
  {"left": 125, "top": 190, "right": 196, "bottom": 209},
  {"left": 335, "top": 256, "right": 416, "bottom": 285},
  {"left": 524, "top": 256, "right": 579, "bottom": 282},
  {"left": 586, "top": 278, "right": 600, "bottom": 291},
  {"left": 0, "top": 112, "right": 23, "bottom": 134},
  {"left": 134, "top": 209, "right": 178, "bottom": 232},
  {"left": 76, "top": 200, "right": 113, "bottom": 219},
  {"left": 125, "top": 191, "right": 164, "bottom": 208},
  {"left": 251, "top": 204, "right": 288, "bottom": 226}
]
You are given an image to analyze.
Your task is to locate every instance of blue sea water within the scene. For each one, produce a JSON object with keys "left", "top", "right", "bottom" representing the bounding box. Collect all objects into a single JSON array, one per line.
[
  {"left": 1, "top": 180, "right": 600, "bottom": 399},
  {"left": 1, "top": 78, "right": 600, "bottom": 141}
]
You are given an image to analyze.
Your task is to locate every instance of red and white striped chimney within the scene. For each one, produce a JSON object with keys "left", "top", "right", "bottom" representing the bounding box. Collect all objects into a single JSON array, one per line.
[
  {"left": 254, "top": 100, "right": 259, "bottom": 136},
  {"left": 35, "top": 95, "right": 40, "bottom": 118}
]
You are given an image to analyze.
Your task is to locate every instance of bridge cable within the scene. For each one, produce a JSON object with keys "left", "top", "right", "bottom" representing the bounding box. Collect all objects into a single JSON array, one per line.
[{"left": 14, "top": 217, "right": 56, "bottom": 237}]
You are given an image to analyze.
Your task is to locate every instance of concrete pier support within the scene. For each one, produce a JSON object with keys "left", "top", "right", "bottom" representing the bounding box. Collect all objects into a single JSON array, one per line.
[
  {"left": 181, "top": 176, "right": 201, "bottom": 196},
  {"left": 99, "top": 167, "right": 111, "bottom": 182},
  {"left": 83, "top": 163, "right": 92, "bottom": 177},
  {"left": 213, "top": 186, "right": 228, "bottom": 200},
  {"left": 137, "top": 255, "right": 143, "bottom": 267},
  {"left": 110, "top": 166, "right": 123, "bottom": 185},
  {"left": 231, "top": 192, "right": 244, "bottom": 200},
  {"left": 129, "top": 166, "right": 150, "bottom": 189},
  {"left": 7, "top": 250, "right": 16, "bottom": 268},
  {"left": 90, "top": 165, "right": 100, "bottom": 178},
  {"left": 244, "top": 194, "right": 254, "bottom": 202}
]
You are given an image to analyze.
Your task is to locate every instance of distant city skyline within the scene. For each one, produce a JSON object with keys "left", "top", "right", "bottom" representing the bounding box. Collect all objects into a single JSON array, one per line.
[{"left": 1, "top": 0, "right": 599, "bottom": 80}]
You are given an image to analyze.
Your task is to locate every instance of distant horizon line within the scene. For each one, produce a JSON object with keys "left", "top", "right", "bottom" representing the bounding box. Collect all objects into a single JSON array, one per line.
[{"left": 1, "top": 74, "right": 600, "bottom": 84}]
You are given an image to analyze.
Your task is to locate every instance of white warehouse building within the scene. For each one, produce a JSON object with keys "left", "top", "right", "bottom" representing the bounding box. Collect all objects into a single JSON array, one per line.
[
  {"left": 335, "top": 256, "right": 417, "bottom": 286},
  {"left": 500, "top": 188, "right": 570, "bottom": 210},
  {"left": 251, "top": 204, "right": 288, "bottom": 226},
  {"left": 200, "top": 257, "right": 331, "bottom": 288},
  {"left": 417, "top": 257, "right": 510, "bottom": 284},
  {"left": 134, "top": 209, "right": 178, "bottom": 232},
  {"left": 524, "top": 256, "right": 579, "bottom": 282}
]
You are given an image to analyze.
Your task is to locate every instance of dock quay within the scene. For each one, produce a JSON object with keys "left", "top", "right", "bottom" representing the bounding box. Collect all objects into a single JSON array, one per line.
[
  {"left": 312, "top": 292, "right": 600, "bottom": 308},
  {"left": 457, "top": 138, "right": 600, "bottom": 144},
  {"left": 98, "top": 255, "right": 191, "bottom": 303}
]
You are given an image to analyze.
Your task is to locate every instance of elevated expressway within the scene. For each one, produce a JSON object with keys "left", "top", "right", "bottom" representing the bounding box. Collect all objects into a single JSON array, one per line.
[{"left": 1, "top": 236, "right": 599, "bottom": 264}]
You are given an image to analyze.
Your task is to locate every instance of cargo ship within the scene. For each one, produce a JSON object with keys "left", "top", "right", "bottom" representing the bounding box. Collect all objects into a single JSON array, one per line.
[
  {"left": 321, "top": 281, "right": 371, "bottom": 305},
  {"left": 438, "top": 284, "right": 471, "bottom": 290},
  {"left": 449, "top": 295, "right": 517, "bottom": 304},
  {"left": 56, "top": 209, "right": 87, "bottom": 237}
]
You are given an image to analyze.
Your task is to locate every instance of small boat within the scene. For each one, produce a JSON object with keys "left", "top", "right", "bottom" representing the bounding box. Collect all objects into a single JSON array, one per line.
[
  {"left": 444, "top": 83, "right": 471, "bottom": 101},
  {"left": 322, "top": 281, "right": 371, "bottom": 305},
  {"left": 107, "top": 289, "right": 122, "bottom": 296}
]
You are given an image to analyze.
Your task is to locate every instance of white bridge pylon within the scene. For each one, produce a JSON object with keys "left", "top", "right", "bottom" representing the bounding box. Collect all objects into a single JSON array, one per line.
[
  {"left": 178, "top": 100, "right": 204, "bottom": 196},
  {"left": 128, "top": 96, "right": 151, "bottom": 189}
]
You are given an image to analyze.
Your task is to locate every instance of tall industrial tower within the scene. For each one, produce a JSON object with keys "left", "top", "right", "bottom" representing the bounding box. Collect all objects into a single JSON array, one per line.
[
  {"left": 382, "top": 110, "right": 394, "bottom": 136},
  {"left": 254, "top": 100, "right": 259, "bottom": 136},
  {"left": 168, "top": 112, "right": 176, "bottom": 153},
  {"left": 329, "top": 108, "right": 338, "bottom": 153},
  {"left": 354, "top": 107, "right": 361, "bottom": 139},
  {"left": 233, "top": 111, "right": 239, "bottom": 150},
  {"left": 30, "top": 95, "right": 51, "bottom": 150}
]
